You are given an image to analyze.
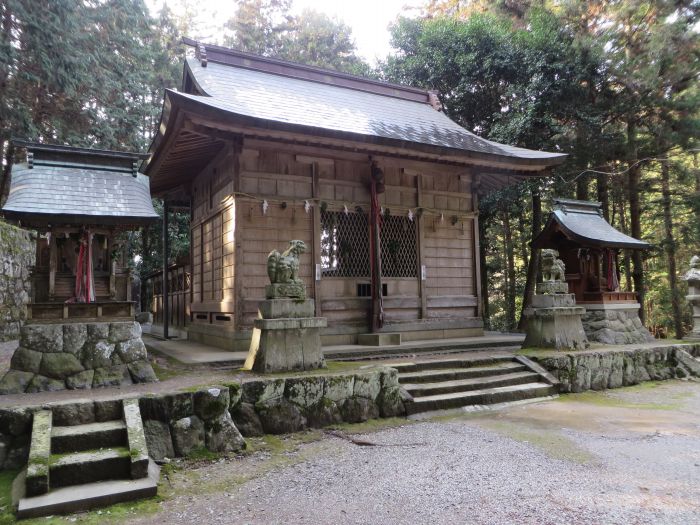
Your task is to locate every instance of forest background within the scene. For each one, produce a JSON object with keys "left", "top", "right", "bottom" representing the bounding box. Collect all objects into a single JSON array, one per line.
[{"left": 0, "top": 0, "right": 698, "bottom": 337}]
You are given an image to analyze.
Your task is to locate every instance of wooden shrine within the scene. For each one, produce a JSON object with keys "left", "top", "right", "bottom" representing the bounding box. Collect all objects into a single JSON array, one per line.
[{"left": 143, "top": 40, "right": 566, "bottom": 350}]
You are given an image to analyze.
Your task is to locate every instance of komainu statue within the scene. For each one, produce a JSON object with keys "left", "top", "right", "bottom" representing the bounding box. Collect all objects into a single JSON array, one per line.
[
  {"left": 541, "top": 249, "right": 566, "bottom": 282},
  {"left": 267, "top": 240, "right": 306, "bottom": 284}
]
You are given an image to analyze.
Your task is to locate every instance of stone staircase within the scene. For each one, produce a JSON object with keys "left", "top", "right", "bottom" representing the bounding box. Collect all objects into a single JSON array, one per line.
[
  {"left": 394, "top": 354, "right": 560, "bottom": 415},
  {"left": 15, "top": 399, "right": 159, "bottom": 519}
]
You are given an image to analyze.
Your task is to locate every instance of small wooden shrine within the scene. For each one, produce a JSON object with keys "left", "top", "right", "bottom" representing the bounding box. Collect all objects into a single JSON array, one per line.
[
  {"left": 533, "top": 198, "right": 654, "bottom": 344},
  {"left": 2, "top": 141, "right": 158, "bottom": 320}
]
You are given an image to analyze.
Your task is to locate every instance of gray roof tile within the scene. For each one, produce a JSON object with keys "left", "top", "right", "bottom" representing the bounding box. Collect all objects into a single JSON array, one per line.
[{"left": 182, "top": 58, "right": 565, "bottom": 161}]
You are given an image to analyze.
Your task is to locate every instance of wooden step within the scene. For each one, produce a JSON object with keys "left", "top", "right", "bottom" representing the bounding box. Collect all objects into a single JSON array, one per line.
[
  {"left": 16, "top": 460, "right": 160, "bottom": 519},
  {"left": 403, "top": 371, "right": 541, "bottom": 397},
  {"left": 398, "top": 361, "right": 526, "bottom": 383},
  {"left": 51, "top": 420, "right": 127, "bottom": 453},
  {"left": 391, "top": 355, "right": 515, "bottom": 373},
  {"left": 405, "top": 382, "right": 557, "bottom": 415},
  {"left": 49, "top": 447, "right": 131, "bottom": 489}
]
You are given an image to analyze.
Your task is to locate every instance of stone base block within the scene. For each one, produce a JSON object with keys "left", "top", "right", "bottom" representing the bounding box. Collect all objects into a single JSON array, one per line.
[
  {"left": 265, "top": 283, "right": 305, "bottom": 300},
  {"left": 581, "top": 304, "right": 655, "bottom": 345},
  {"left": 523, "top": 307, "right": 588, "bottom": 351},
  {"left": 357, "top": 333, "right": 401, "bottom": 346},
  {"left": 258, "top": 299, "right": 315, "bottom": 319},
  {"left": 246, "top": 310, "right": 328, "bottom": 373},
  {"left": 531, "top": 293, "right": 576, "bottom": 308},
  {"left": 536, "top": 281, "right": 569, "bottom": 295}
]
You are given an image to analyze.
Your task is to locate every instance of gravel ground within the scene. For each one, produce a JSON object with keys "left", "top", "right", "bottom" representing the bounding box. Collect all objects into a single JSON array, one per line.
[{"left": 123, "top": 380, "right": 700, "bottom": 525}]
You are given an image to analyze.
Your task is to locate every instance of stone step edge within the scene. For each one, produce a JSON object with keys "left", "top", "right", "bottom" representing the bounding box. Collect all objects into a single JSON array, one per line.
[
  {"left": 52, "top": 420, "right": 126, "bottom": 438},
  {"left": 15, "top": 459, "right": 160, "bottom": 520},
  {"left": 409, "top": 382, "right": 556, "bottom": 405},
  {"left": 407, "top": 394, "right": 560, "bottom": 420},
  {"left": 324, "top": 341, "right": 523, "bottom": 360},
  {"left": 403, "top": 371, "right": 541, "bottom": 396},
  {"left": 397, "top": 362, "right": 526, "bottom": 381},
  {"left": 26, "top": 410, "right": 52, "bottom": 498},
  {"left": 390, "top": 354, "right": 516, "bottom": 372},
  {"left": 122, "top": 398, "right": 150, "bottom": 479},
  {"left": 49, "top": 447, "right": 131, "bottom": 469}
]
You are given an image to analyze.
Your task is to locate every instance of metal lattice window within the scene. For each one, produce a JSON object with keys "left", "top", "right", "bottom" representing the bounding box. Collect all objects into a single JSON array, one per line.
[
  {"left": 321, "top": 211, "right": 370, "bottom": 277},
  {"left": 380, "top": 215, "right": 418, "bottom": 278},
  {"left": 321, "top": 210, "right": 418, "bottom": 279}
]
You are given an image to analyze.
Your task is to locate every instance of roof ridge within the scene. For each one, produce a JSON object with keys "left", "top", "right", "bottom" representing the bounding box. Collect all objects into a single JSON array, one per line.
[{"left": 182, "top": 38, "right": 434, "bottom": 105}]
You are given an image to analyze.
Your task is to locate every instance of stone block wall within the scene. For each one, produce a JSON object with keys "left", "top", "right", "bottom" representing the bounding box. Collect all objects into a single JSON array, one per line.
[
  {"left": 532, "top": 344, "right": 700, "bottom": 393},
  {"left": 0, "top": 321, "right": 157, "bottom": 394},
  {"left": 0, "top": 368, "right": 408, "bottom": 470},
  {"left": 230, "top": 367, "right": 408, "bottom": 436},
  {"left": 0, "top": 221, "right": 34, "bottom": 341},
  {"left": 582, "top": 307, "right": 655, "bottom": 345}
]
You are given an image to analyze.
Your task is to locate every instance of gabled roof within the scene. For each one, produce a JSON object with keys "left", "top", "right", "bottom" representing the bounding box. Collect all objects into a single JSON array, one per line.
[
  {"left": 2, "top": 142, "right": 158, "bottom": 228},
  {"left": 143, "top": 41, "right": 567, "bottom": 195},
  {"left": 180, "top": 56, "right": 564, "bottom": 163},
  {"left": 533, "top": 199, "right": 650, "bottom": 250}
]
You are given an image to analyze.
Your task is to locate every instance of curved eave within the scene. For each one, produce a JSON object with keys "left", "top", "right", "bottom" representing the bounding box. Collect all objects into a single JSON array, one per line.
[
  {"left": 144, "top": 89, "right": 566, "bottom": 194},
  {"left": 2, "top": 210, "right": 157, "bottom": 229},
  {"left": 534, "top": 214, "right": 651, "bottom": 250}
]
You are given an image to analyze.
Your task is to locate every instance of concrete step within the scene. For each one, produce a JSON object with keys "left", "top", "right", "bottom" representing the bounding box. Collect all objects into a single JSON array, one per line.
[
  {"left": 49, "top": 447, "right": 132, "bottom": 489},
  {"left": 391, "top": 354, "right": 514, "bottom": 373},
  {"left": 405, "top": 382, "right": 557, "bottom": 415},
  {"left": 16, "top": 459, "right": 160, "bottom": 519},
  {"left": 403, "top": 371, "right": 541, "bottom": 397},
  {"left": 398, "top": 361, "right": 527, "bottom": 383},
  {"left": 51, "top": 420, "right": 127, "bottom": 454}
]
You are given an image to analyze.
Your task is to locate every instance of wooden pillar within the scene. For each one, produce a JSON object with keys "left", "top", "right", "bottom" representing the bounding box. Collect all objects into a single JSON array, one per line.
[
  {"left": 48, "top": 232, "right": 56, "bottom": 301},
  {"left": 312, "top": 162, "right": 322, "bottom": 317},
  {"left": 108, "top": 234, "right": 116, "bottom": 299},
  {"left": 416, "top": 173, "right": 427, "bottom": 319},
  {"left": 162, "top": 200, "right": 170, "bottom": 339},
  {"left": 472, "top": 175, "right": 483, "bottom": 318}
]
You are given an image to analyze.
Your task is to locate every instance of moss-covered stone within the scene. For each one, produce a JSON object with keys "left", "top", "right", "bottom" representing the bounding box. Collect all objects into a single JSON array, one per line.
[
  {"left": 194, "top": 387, "right": 230, "bottom": 421},
  {"left": 26, "top": 410, "right": 51, "bottom": 496},
  {"left": 242, "top": 378, "right": 286, "bottom": 405},
  {"left": 204, "top": 412, "right": 245, "bottom": 453},
  {"left": 86, "top": 322, "right": 110, "bottom": 341},
  {"left": 340, "top": 396, "right": 379, "bottom": 423},
  {"left": 127, "top": 360, "right": 158, "bottom": 384},
  {"left": 92, "top": 364, "right": 132, "bottom": 388},
  {"left": 62, "top": 323, "right": 87, "bottom": 355},
  {"left": 305, "top": 397, "right": 343, "bottom": 427},
  {"left": 352, "top": 371, "right": 382, "bottom": 400},
  {"left": 256, "top": 399, "right": 307, "bottom": 434},
  {"left": 26, "top": 374, "right": 65, "bottom": 393},
  {"left": 117, "top": 338, "right": 147, "bottom": 363},
  {"left": 10, "top": 347, "right": 43, "bottom": 373},
  {"left": 66, "top": 369, "right": 95, "bottom": 390},
  {"left": 171, "top": 415, "right": 205, "bottom": 456},
  {"left": 0, "top": 369, "right": 34, "bottom": 394},
  {"left": 51, "top": 401, "right": 95, "bottom": 425},
  {"left": 109, "top": 321, "right": 141, "bottom": 343},
  {"left": 0, "top": 407, "right": 32, "bottom": 436},
  {"left": 230, "top": 402, "right": 264, "bottom": 437},
  {"left": 142, "top": 419, "right": 174, "bottom": 461},
  {"left": 81, "top": 340, "right": 116, "bottom": 369},
  {"left": 284, "top": 376, "right": 324, "bottom": 408},
  {"left": 20, "top": 323, "right": 63, "bottom": 353},
  {"left": 323, "top": 374, "right": 354, "bottom": 403},
  {"left": 39, "top": 351, "right": 84, "bottom": 379}
]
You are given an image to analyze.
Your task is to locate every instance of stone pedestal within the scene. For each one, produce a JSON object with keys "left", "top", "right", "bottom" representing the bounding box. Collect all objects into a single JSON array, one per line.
[
  {"left": 523, "top": 284, "right": 588, "bottom": 350},
  {"left": 245, "top": 298, "right": 327, "bottom": 373}
]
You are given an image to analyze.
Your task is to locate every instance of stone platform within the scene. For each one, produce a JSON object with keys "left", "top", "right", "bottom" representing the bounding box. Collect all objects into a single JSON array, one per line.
[
  {"left": 523, "top": 282, "right": 588, "bottom": 351},
  {"left": 581, "top": 303, "right": 655, "bottom": 345},
  {"left": 0, "top": 320, "right": 157, "bottom": 394}
]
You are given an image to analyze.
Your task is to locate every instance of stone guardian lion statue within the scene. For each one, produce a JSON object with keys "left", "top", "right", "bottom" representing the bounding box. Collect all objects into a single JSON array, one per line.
[
  {"left": 541, "top": 249, "right": 566, "bottom": 282},
  {"left": 267, "top": 240, "right": 306, "bottom": 284}
]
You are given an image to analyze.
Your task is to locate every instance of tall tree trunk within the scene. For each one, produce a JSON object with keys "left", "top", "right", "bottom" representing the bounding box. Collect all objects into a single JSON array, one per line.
[
  {"left": 694, "top": 153, "right": 700, "bottom": 238},
  {"left": 517, "top": 208, "right": 529, "bottom": 269},
  {"left": 479, "top": 218, "right": 489, "bottom": 327},
  {"left": 503, "top": 207, "right": 516, "bottom": 330},
  {"left": 517, "top": 187, "right": 542, "bottom": 331},
  {"left": 661, "top": 159, "right": 683, "bottom": 338},
  {"left": 576, "top": 174, "right": 589, "bottom": 201},
  {"left": 596, "top": 172, "right": 610, "bottom": 222},
  {"left": 627, "top": 120, "right": 645, "bottom": 324}
]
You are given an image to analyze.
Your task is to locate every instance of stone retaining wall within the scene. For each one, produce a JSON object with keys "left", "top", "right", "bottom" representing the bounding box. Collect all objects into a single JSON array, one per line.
[
  {"left": 531, "top": 344, "right": 700, "bottom": 393},
  {"left": 0, "top": 221, "right": 34, "bottom": 341},
  {"left": 0, "top": 321, "right": 157, "bottom": 394},
  {"left": 0, "top": 367, "right": 408, "bottom": 471},
  {"left": 582, "top": 307, "right": 655, "bottom": 345}
]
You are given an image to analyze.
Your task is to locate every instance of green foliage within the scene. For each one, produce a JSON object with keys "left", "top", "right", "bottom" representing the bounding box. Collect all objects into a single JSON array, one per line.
[{"left": 223, "top": 0, "right": 370, "bottom": 75}]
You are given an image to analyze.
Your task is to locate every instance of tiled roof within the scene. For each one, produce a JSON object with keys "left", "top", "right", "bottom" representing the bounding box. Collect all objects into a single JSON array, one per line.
[
  {"left": 182, "top": 57, "right": 566, "bottom": 162},
  {"left": 538, "top": 199, "right": 650, "bottom": 250},
  {"left": 3, "top": 163, "right": 158, "bottom": 224}
]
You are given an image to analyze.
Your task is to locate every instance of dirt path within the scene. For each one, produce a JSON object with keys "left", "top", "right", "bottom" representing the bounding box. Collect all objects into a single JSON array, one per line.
[{"left": 111, "top": 379, "right": 700, "bottom": 525}]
